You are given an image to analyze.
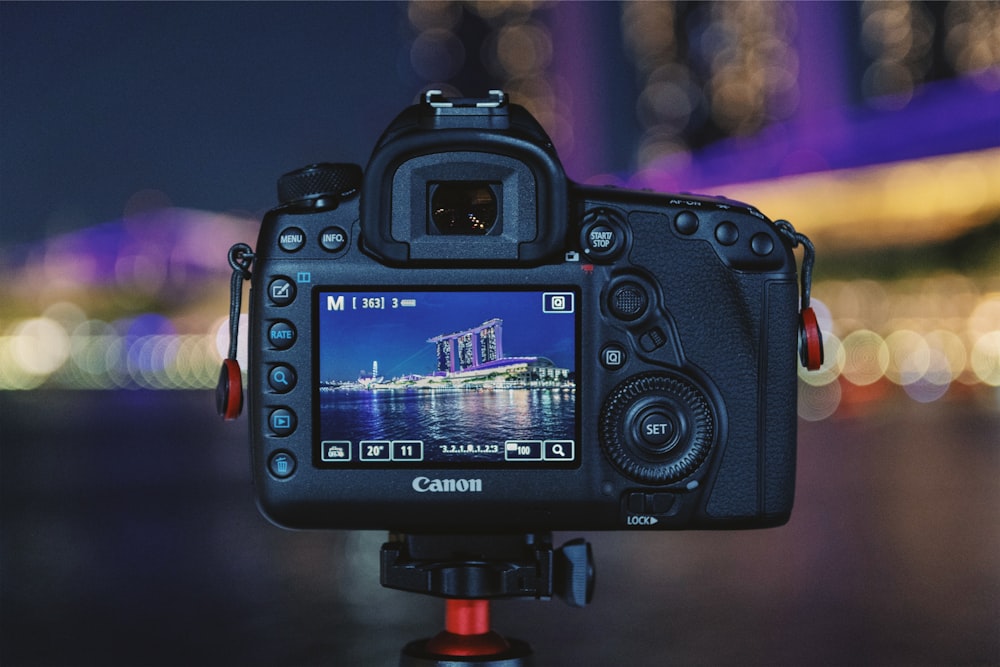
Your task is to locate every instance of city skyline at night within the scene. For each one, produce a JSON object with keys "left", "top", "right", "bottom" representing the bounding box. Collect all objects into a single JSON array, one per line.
[{"left": 316, "top": 289, "right": 576, "bottom": 385}]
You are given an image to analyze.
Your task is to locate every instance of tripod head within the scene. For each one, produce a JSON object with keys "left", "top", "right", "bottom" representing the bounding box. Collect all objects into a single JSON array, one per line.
[
  {"left": 380, "top": 533, "right": 595, "bottom": 666},
  {"left": 381, "top": 532, "right": 594, "bottom": 606}
]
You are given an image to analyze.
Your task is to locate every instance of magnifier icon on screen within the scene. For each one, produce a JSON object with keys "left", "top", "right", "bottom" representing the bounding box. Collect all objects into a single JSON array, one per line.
[{"left": 551, "top": 443, "right": 565, "bottom": 458}]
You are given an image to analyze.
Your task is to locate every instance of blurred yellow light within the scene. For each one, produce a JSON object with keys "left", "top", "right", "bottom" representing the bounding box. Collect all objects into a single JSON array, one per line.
[
  {"left": 970, "top": 331, "right": 1000, "bottom": 386},
  {"left": 11, "top": 317, "right": 71, "bottom": 377},
  {"left": 799, "top": 331, "right": 845, "bottom": 387},
  {"left": 842, "top": 329, "right": 890, "bottom": 386},
  {"left": 214, "top": 315, "right": 246, "bottom": 368},
  {"left": 798, "top": 379, "right": 842, "bottom": 421},
  {"left": 721, "top": 148, "right": 1000, "bottom": 250},
  {"left": 968, "top": 294, "right": 1000, "bottom": 339},
  {"left": 0, "top": 337, "right": 45, "bottom": 390},
  {"left": 925, "top": 329, "right": 967, "bottom": 381},
  {"left": 885, "top": 329, "right": 931, "bottom": 385},
  {"left": 496, "top": 21, "right": 552, "bottom": 76}
]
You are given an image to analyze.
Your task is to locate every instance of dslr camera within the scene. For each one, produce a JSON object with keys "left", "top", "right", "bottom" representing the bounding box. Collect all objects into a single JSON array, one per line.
[{"left": 241, "top": 90, "right": 817, "bottom": 532}]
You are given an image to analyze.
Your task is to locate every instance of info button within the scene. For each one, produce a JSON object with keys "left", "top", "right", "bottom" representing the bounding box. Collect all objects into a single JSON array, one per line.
[{"left": 320, "top": 226, "right": 349, "bottom": 253}]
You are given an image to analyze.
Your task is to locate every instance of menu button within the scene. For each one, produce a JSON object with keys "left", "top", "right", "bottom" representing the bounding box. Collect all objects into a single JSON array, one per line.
[{"left": 278, "top": 227, "right": 306, "bottom": 252}]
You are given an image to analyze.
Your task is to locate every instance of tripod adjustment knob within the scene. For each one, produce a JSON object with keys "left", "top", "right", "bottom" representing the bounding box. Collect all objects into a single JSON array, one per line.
[{"left": 554, "top": 538, "right": 595, "bottom": 608}]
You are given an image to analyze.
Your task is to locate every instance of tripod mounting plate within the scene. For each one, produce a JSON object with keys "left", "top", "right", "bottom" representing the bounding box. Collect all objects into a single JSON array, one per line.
[{"left": 380, "top": 532, "right": 594, "bottom": 608}]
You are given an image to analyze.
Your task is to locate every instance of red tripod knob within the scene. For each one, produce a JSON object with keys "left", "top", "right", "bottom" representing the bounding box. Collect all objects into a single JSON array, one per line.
[{"left": 424, "top": 599, "right": 511, "bottom": 657}]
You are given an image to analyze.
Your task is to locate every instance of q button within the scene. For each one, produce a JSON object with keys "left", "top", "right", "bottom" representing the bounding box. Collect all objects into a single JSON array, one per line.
[{"left": 268, "top": 365, "right": 297, "bottom": 393}]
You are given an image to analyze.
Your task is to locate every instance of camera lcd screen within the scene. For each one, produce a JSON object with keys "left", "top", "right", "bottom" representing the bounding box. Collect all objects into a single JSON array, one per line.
[{"left": 314, "top": 288, "right": 578, "bottom": 467}]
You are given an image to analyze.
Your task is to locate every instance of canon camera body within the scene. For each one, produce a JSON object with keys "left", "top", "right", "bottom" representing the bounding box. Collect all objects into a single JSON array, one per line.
[{"left": 244, "top": 91, "right": 807, "bottom": 532}]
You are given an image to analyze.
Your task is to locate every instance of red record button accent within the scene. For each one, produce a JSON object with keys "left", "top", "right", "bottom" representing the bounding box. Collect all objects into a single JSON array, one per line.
[{"left": 800, "top": 307, "right": 824, "bottom": 371}]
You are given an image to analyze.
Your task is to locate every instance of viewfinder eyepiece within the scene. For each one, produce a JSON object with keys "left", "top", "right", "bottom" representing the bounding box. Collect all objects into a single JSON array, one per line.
[{"left": 430, "top": 182, "right": 499, "bottom": 235}]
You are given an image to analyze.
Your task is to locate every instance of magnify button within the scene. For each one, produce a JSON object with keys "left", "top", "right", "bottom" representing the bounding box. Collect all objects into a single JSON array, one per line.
[
  {"left": 268, "top": 365, "right": 297, "bottom": 393},
  {"left": 545, "top": 441, "right": 573, "bottom": 460}
]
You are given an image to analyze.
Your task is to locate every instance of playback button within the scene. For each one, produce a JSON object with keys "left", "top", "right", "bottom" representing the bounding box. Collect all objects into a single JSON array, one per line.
[{"left": 269, "top": 408, "right": 297, "bottom": 436}]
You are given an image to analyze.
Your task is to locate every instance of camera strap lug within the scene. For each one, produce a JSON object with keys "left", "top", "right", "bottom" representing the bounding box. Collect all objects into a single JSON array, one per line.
[
  {"left": 217, "top": 242, "right": 255, "bottom": 421},
  {"left": 774, "top": 220, "right": 824, "bottom": 371}
]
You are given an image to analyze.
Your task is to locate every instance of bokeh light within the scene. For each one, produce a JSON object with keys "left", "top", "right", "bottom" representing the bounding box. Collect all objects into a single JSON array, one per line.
[
  {"left": 791, "top": 276, "right": 1000, "bottom": 419},
  {"left": 861, "top": 0, "right": 935, "bottom": 109},
  {"left": 943, "top": 1, "right": 1000, "bottom": 90},
  {"left": 0, "top": 2, "right": 997, "bottom": 427}
]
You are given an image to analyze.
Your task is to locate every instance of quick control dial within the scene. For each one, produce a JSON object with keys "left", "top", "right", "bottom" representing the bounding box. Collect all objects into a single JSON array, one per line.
[{"left": 599, "top": 372, "right": 715, "bottom": 485}]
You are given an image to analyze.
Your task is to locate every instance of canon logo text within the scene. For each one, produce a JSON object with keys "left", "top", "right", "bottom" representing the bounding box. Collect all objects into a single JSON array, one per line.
[{"left": 412, "top": 476, "right": 483, "bottom": 493}]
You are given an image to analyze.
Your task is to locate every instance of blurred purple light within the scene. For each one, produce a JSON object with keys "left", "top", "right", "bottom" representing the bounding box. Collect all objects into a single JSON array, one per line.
[{"left": 642, "top": 76, "right": 1000, "bottom": 192}]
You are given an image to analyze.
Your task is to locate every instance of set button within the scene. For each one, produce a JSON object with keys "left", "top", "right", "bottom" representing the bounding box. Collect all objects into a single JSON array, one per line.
[{"left": 635, "top": 406, "right": 680, "bottom": 453}]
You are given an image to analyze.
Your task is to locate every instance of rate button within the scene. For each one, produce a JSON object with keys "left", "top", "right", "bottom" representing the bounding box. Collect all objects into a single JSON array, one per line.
[{"left": 268, "top": 321, "right": 296, "bottom": 350}]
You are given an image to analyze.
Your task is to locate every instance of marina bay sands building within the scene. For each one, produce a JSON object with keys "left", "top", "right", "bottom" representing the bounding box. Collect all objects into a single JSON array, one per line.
[
  {"left": 426, "top": 318, "right": 571, "bottom": 387},
  {"left": 429, "top": 318, "right": 503, "bottom": 373}
]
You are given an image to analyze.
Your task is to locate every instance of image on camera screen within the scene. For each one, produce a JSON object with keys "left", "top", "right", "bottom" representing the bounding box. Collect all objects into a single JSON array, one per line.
[{"left": 314, "top": 288, "right": 578, "bottom": 467}]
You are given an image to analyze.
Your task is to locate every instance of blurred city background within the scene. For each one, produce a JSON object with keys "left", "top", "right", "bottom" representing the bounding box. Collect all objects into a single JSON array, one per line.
[{"left": 1, "top": 2, "right": 997, "bottom": 666}]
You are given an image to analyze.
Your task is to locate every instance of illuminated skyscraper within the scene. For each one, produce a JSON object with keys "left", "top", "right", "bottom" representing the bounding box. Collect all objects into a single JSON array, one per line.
[{"left": 429, "top": 318, "right": 504, "bottom": 373}]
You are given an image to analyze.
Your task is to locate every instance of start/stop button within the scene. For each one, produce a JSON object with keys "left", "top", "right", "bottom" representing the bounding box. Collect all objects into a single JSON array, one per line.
[{"left": 580, "top": 209, "right": 628, "bottom": 262}]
